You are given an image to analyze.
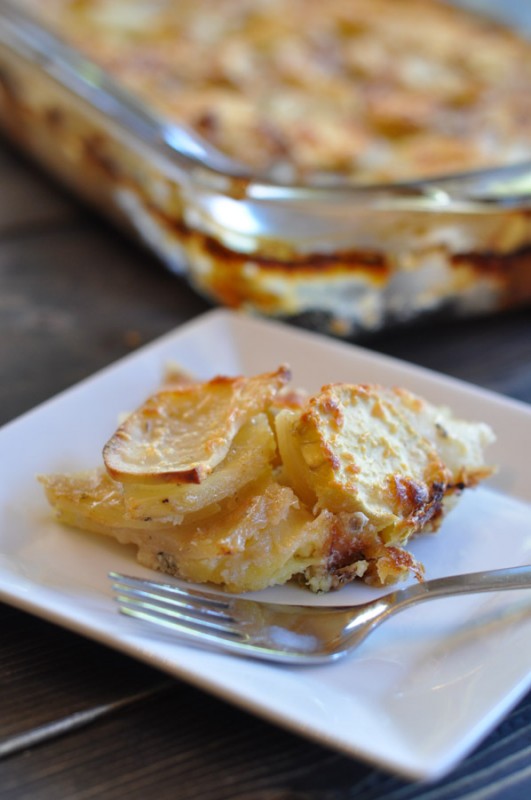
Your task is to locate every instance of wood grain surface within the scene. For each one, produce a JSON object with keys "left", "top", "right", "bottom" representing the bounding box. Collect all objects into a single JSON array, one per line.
[{"left": 1, "top": 136, "right": 531, "bottom": 800}]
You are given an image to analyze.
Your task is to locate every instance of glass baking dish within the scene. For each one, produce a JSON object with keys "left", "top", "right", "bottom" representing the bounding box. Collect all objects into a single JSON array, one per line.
[{"left": 0, "top": 0, "right": 530, "bottom": 337}]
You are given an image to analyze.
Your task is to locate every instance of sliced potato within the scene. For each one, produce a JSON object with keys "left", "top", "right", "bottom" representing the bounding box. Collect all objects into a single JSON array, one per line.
[
  {"left": 276, "top": 384, "right": 450, "bottom": 543},
  {"left": 39, "top": 468, "right": 331, "bottom": 593},
  {"left": 38, "top": 469, "right": 175, "bottom": 533},
  {"left": 103, "top": 365, "right": 290, "bottom": 484},
  {"left": 386, "top": 386, "right": 496, "bottom": 487},
  {"left": 135, "top": 478, "right": 327, "bottom": 592},
  {"left": 274, "top": 408, "right": 317, "bottom": 507},
  {"left": 122, "top": 413, "right": 277, "bottom": 522},
  {"left": 39, "top": 367, "right": 496, "bottom": 592}
]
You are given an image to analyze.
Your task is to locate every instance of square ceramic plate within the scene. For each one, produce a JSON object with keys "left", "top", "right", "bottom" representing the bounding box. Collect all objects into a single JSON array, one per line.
[{"left": 1, "top": 309, "right": 531, "bottom": 781}]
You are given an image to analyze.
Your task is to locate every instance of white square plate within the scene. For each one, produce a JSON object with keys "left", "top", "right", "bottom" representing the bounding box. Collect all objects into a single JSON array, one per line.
[{"left": 1, "top": 309, "right": 531, "bottom": 780}]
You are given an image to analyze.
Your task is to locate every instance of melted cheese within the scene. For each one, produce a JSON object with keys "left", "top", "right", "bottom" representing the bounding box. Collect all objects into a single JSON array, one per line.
[{"left": 40, "top": 367, "right": 495, "bottom": 592}]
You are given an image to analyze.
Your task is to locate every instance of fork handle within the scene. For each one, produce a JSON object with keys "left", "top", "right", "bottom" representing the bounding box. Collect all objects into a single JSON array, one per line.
[
  {"left": 343, "top": 565, "right": 531, "bottom": 652},
  {"left": 402, "top": 564, "right": 531, "bottom": 601}
]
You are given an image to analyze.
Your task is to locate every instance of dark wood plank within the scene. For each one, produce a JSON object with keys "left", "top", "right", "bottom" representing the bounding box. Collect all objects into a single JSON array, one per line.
[
  {"left": 0, "top": 604, "right": 171, "bottom": 752},
  {"left": 0, "top": 684, "right": 352, "bottom": 800},
  {"left": 0, "top": 217, "right": 209, "bottom": 425},
  {"left": 2, "top": 670, "right": 531, "bottom": 800},
  {"left": 365, "top": 308, "right": 531, "bottom": 402},
  {"left": 0, "top": 142, "right": 79, "bottom": 234}
]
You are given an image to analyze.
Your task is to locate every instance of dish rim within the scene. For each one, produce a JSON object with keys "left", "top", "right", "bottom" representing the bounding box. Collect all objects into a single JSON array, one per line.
[
  {"left": 1, "top": 308, "right": 531, "bottom": 781},
  {"left": 1, "top": 0, "right": 531, "bottom": 214}
]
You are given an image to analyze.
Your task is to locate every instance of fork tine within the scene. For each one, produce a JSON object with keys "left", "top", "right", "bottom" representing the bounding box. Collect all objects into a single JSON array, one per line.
[
  {"left": 116, "top": 597, "right": 246, "bottom": 640},
  {"left": 109, "top": 572, "right": 345, "bottom": 663},
  {"left": 110, "top": 580, "right": 234, "bottom": 622},
  {"left": 110, "top": 573, "right": 245, "bottom": 641},
  {"left": 114, "top": 587, "right": 234, "bottom": 624},
  {"left": 109, "top": 572, "right": 231, "bottom": 610},
  {"left": 113, "top": 590, "right": 240, "bottom": 634},
  {"left": 117, "top": 601, "right": 249, "bottom": 648}
]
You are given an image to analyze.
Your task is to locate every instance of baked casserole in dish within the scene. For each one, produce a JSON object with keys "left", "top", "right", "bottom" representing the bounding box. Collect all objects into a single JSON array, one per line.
[{"left": 0, "top": 0, "right": 530, "bottom": 334}]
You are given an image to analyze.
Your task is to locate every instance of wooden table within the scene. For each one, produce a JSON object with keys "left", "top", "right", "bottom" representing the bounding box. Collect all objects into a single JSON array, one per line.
[{"left": 1, "top": 138, "right": 531, "bottom": 800}]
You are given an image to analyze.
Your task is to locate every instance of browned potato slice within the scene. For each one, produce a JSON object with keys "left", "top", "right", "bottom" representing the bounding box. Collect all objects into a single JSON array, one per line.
[
  {"left": 276, "top": 384, "right": 452, "bottom": 544},
  {"left": 103, "top": 365, "right": 290, "bottom": 485},
  {"left": 122, "top": 413, "right": 277, "bottom": 522}
]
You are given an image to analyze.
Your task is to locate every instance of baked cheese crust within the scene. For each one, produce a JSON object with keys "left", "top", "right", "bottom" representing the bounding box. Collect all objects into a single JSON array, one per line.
[
  {"left": 19, "top": 0, "right": 531, "bottom": 184},
  {"left": 40, "top": 367, "right": 495, "bottom": 592}
]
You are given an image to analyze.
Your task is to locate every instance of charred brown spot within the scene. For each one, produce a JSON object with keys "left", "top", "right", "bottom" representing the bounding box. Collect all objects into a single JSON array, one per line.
[
  {"left": 384, "top": 546, "right": 424, "bottom": 581},
  {"left": 320, "top": 395, "right": 344, "bottom": 429},
  {"left": 326, "top": 521, "right": 366, "bottom": 572},
  {"left": 388, "top": 475, "right": 446, "bottom": 528},
  {"left": 391, "top": 474, "right": 430, "bottom": 514},
  {"left": 142, "top": 406, "right": 161, "bottom": 418},
  {"left": 344, "top": 462, "right": 360, "bottom": 477},
  {"left": 323, "top": 443, "right": 341, "bottom": 471}
]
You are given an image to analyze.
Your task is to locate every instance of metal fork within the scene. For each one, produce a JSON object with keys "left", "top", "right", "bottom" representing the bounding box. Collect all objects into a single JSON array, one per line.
[{"left": 109, "top": 566, "right": 531, "bottom": 665}]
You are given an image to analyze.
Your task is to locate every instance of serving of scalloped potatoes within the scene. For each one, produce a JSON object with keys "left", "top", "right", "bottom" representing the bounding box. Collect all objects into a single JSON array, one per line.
[{"left": 39, "top": 366, "right": 495, "bottom": 592}]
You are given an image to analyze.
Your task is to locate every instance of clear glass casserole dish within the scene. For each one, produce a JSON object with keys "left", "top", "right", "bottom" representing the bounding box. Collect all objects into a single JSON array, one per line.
[{"left": 0, "top": 0, "right": 530, "bottom": 336}]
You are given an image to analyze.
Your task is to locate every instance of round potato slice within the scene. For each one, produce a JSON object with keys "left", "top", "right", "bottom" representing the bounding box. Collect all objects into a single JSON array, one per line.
[
  {"left": 276, "top": 383, "right": 451, "bottom": 543},
  {"left": 103, "top": 365, "right": 290, "bottom": 484},
  {"left": 122, "top": 413, "right": 277, "bottom": 521}
]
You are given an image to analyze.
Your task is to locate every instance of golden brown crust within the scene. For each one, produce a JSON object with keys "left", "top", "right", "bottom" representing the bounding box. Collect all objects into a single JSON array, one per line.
[
  {"left": 103, "top": 366, "right": 290, "bottom": 484},
  {"left": 0, "top": 0, "right": 527, "bottom": 343},
  {"left": 39, "top": 368, "right": 495, "bottom": 592},
  {"left": 276, "top": 383, "right": 452, "bottom": 538},
  {"left": 19, "top": 0, "right": 531, "bottom": 184}
]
